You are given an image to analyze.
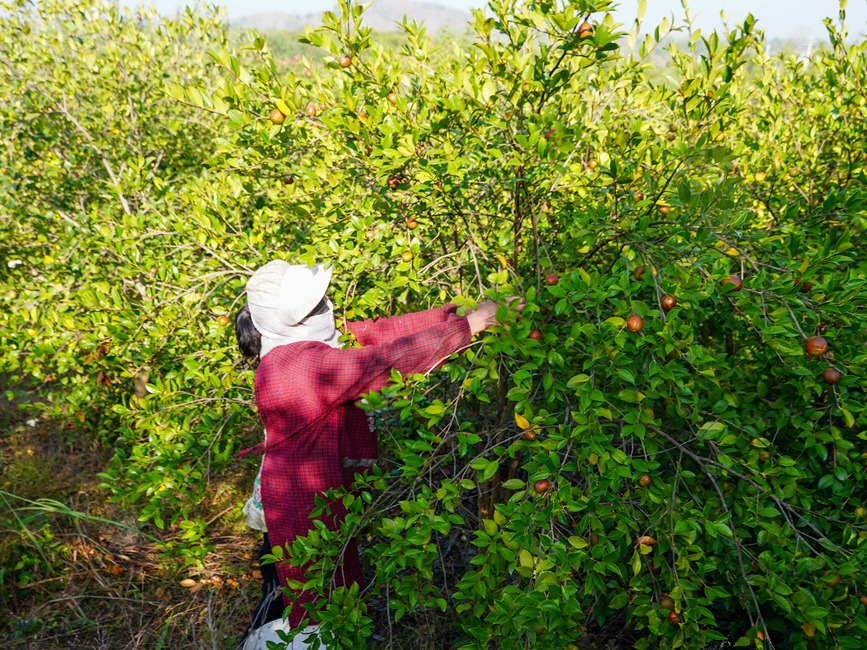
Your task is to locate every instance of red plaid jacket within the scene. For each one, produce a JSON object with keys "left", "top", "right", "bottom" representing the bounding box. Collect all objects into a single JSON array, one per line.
[{"left": 254, "top": 305, "right": 471, "bottom": 627}]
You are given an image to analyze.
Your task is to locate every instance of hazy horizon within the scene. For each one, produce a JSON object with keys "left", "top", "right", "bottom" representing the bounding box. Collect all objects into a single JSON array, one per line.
[{"left": 130, "top": 0, "right": 867, "bottom": 41}]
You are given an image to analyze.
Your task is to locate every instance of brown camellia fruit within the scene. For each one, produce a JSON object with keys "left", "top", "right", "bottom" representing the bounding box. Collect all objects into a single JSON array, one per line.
[
  {"left": 859, "top": 595, "right": 867, "bottom": 606},
  {"left": 338, "top": 54, "right": 352, "bottom": 68},
  {"left": 387, "top": 91, "right": 398, "bottom": 104},
  {"left": 305, "top": 103, "right": 318, "bottom": 116},
  {"left": 805, "top": 336, "right": 828, "bottom": 357},
  {"left": 660, "top": 294, "right": 676, "bottom": 311},
  {"left": 638, "top": 473, "right": 652, "bottom": 487},
  {"left": 217, "top": 315, "right": 229, "bottom": 327},
  {"left": 533, "top": 479, "right": 550, "bottom": 493},
  {"left": 528, "top": 329, "right": 542, "bottom": 341},
  {"left": 545, "top": 273, "right": 559, "bottom": 286},
  {"left": 754, "top": 171, "right": 766, "bottom": 182},
  {"left": 822, "top": 367, "right": 841, "bottom": 384},
  {"left": 589, "top": 533, "right": 600, "bottom": 546},
  {"left": 822, "top": 570, "right": 841, "bottom": 587},
  {"left": 523, "top": 430, "right": 536, "bottom": 441},
  {"left": 401, "top": 251, "right": 413, "bottom": 263},
  {"left": 387, "top": 175, "right": 401, "bottom": 190},
  {"left": 634, "top": 265, "right": 646, "bottom": 280},
  {"left": 759, "top": 451, "right": 770, "bottom": 462},
  {"left": 365, "top": 229, "right": 376, "bottom": 241},
  {"left": 578, "top": 20, "right": 594, "bottom": 38},
  {"left": 721, "top": 274, "right": 743, "bottom": 291},
  {"left": 801, "top": 281, "right": 814, "bottom": 294},
  {"left": 627, "top": 315, "right": 644, "bottom": 332},
  {"left": 406, "top": 218, "right": 418, "bottom": 230},
  {"left": 656, "top": 203, "right": 670, "bottom": 216},
  {"left": 660, "top": 596, "right": 675, "bottom": 611},
  {"left": 269, "top": 108, "right": 285, "bottom": 124},
  {"left": 635, "top": 535, "right": 657, "bottom": 548},
  {"left": 634, "top": 190, "right": 645, "bottom": 201},
  {"left": 283, "top": 174, "right": 295, "bottom": 185},
  {"left": 668, "top": 611, "right": 682, "bottom": 626}
]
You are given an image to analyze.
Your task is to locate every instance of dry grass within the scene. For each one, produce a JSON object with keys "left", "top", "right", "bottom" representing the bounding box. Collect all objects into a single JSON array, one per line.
[{"left": 0, "top": 412, "right": 265, "bottom": 649}]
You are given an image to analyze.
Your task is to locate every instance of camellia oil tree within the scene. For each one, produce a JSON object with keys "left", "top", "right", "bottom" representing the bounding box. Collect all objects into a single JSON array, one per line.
[{"left": 1, "top": 0, "right": 866, "bottom": 647}]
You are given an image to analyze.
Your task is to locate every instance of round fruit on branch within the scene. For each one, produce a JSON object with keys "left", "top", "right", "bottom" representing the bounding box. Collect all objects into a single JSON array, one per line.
[
  {"left": 637, "top": 473, "right": 652, "bottom": 487},
  {"left": 805, "top": 336, "right": 828, "bottom": 357},
  {"left": 668, "top": 611, "right": 681, "bottom": 626},
  {"left": 533, "top": 479, "right": 550, "bottom": 493},
  {"left": 387, "top": 175, "right": 401, "bottom": 190},
  {"left": 633, "top": 265, "right": 646, "bottom": 281},
  {"left": 401, "top": 251, "right": 413, "bottom": 263},
  {"left": 528, "top": 329, "right": 542, "bottom": 341},
  {"left": 269, "top": 108, "right": 285, "bottom": 124},
  {"left": 338, "top": 54, "right": 352, "bottom": 68},
  {"left": 627, "top": 315, "right": 644, "bottom": 332},
  {"left": 545, "top": 273, "right": 559, "bottom": 286},
  {"left": 822, "top": 570, "right": 841, "bottom": 587},
  {"left": 660, "top": 294, "right": 676, "bottom": 311},
  {"left": 406, "top": 218, "right": 418, "bottom": 230},
  {"left": 822, "top": 367, "right": 841, "bottom": 384},
  {"left": 721, "top": 275, "right": 743, "bottom": 291},
  {"left": 659, "top": 596, "right": 675, "bottom": 610},
  {"left": 578, "top": 20, "right": 594, "bottom": 39},
  {"left": 635, "top": 535, "right": 657, "bottom": 548}
]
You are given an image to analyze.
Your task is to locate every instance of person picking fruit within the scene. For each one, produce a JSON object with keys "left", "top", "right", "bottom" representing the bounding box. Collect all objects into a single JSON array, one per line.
[{"left": 234, "top": 260, "right": 522, "bottom": 649}]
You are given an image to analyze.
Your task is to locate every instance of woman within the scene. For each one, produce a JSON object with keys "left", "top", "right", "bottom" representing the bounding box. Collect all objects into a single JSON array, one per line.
[{"left": 235, "top": 260, "right": 519, "bottom": 649}]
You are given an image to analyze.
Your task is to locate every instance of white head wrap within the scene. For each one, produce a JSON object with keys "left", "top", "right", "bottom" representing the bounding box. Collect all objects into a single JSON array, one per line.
[{"left": 245, "top": 260, "right": 340, "bottom": 358}]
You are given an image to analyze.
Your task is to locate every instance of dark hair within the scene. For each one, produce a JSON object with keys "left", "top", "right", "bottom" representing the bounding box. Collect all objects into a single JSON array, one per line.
[{"left": 235, "top": 304, "right": 261, "bottom": 360}]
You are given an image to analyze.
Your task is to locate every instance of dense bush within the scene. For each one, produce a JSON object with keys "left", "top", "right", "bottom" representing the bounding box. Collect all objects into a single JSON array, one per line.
[{"left": 2, "top": 0, "right": 866, "bottom": 647}]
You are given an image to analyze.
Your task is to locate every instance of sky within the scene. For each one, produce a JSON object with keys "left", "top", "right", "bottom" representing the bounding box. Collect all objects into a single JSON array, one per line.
[{"left": 140, "top": 0, "right": 867, "bottom": 40}]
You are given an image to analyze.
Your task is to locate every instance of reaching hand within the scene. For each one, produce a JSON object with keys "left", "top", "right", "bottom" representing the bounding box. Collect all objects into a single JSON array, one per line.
[{"left": 466, "top": 296, "right": 525, "bottom": 336}]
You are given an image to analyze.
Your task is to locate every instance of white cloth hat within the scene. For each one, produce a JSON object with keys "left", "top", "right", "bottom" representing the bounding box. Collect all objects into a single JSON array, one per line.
[{"left": 246, "top": 261, "right": 340, "bottom": 358}]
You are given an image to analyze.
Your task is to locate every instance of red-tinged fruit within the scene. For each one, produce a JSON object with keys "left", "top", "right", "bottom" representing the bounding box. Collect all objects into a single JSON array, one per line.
[
  {"left": 338, "top": 54, "right": 352, "bottom": 68},
  {"left": 545, "top": 273, "right": 559, "bottom": 286},
  {"left": 859, "top": 595, "right": 867, "bottom": 606},
  {"left": 528, "top": 329, "right": 542, "bottom": 341},
  {"left": 406, "top": 218, "right": 418, "bottom": 230},
  {"left": 801, "top": 281, "right": 814, "bottom": 293},
  {"left": 269, "top": 108, "right": 285, "bottom": 124},
  {"left": 721, "top": 275, "right": 743, "bottom": 291},
  {"left": 217, "top": 315, "right": 229, "bottom": 327},
  {"left": 578, "top": 20, "right": 594, "bottom": 39},
  {"left": 805, "top": 336, "right": 828, "bottom": 357},
  {"left": 659, "top": 596, "right": 675, "bottom": 610},
  {"left": 635, "top": 535, "right": 657, "bottom": 548},
  {"left": 627, "top": 315, "right": 644, "bottom": 332},
  {"left": 668, "top": 611, "right": 681, "bottom": 626},
  {"left": 638, "top": 473, "right": 651, "bottom": 487},
  {"left": 656, "top": 203, "right": 670, "bottom": 216},
  {"left": 523, "top": 430, "right": 536, "bottom": 441},
  {"left": 633, "top": 265, "right": 646, "bottom": 280},
  {"left": 387, "top": 175, "right": 401, "bottom": 190},
  {"left": 822, "top": 367, "right": 841, "bottom": 384},
  {"left": 589, "top": 533, "right": 600, "bottom": 546},
  {"left": 660, "top": 294, "right": 676, "bottom": 311},
  {"left": 822, "top": 571, "right": 841, "bottom": 587},
  {"left": 387, "top": 91, "right": 397, "bottom": 104},
  {"left": 533, "top": 479, "right": 550, "bottom": 493},
  {"left": 305, "top": 104, "right": 318, "bottom": 116}
]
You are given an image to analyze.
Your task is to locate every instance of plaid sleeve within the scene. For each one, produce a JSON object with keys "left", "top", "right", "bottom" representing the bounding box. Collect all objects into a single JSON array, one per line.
[
  {"left": 344, "top": 304, "right": 464, "bottom": 347},
  {"left": 264, "top": 305, "right": 471, "bottom": 411}
]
